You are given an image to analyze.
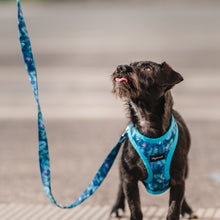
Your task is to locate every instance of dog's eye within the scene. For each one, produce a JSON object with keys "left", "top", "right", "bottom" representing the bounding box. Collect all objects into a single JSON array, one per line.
[{"left": 144, "top": 66, "right": 152, "bottom": 72}]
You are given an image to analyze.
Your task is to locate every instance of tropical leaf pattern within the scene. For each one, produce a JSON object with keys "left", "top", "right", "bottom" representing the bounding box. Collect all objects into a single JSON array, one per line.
[
  {"left": 17, "top": 0, "right": 127, "bottom": 209},
  {"left": 128, "top": 116, "right": 179, "bottom": 194}
]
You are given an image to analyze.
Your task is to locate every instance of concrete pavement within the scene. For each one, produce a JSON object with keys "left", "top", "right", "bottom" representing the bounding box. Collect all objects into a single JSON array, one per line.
[
  {"left": 0, "top": 0, "right": 220, "bottom": 216},
  {"left": 0, "top": 204, "right": 220, "bottom": 220}
]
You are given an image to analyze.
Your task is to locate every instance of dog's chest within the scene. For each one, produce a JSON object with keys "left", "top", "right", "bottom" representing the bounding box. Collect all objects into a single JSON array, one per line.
[
  {"left": 126, "top": 116, "right": 179, "bottom": 194},
  {"left": 123, "top": 142, "right": 149, "bottom": 179}
]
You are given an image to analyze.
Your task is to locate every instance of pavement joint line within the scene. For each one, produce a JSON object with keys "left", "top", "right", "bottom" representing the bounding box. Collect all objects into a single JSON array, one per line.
[
  {"left": 204, "top": 208, "right": 216, "bottom": 219},
  {"left": 46, "top": 209, "right": 67, "bottom": 220},
  {"left": 62, "top": 205, "right": 90, "bottom": 220},
  {"left": 151, "top": 207, "right": 166, "bottom": 220},
  {"left": 1, "top": 204, "right": 24, "bottom": 220},
  {"left": 101, "top": 206, "right": 114, "bottom": 220},
  {"left": 46, "top": 206, "right": 73, "bottom": 220},
  {"left": 58, "top": 205, "right": 82, "bottom": 220},
  {"left": 0, "top": 204, "right": 9, "bottom": 217},
  {"left": 0, "top": 204, "right": 220, "bottom": 219},
  {"left": 9, "top": 204, "right": 35, "bottom": 220},
  {"left": 90, "top": 205, "right": 110, "bottom": 220},
  {"left": 39, "top": 205, "right": 61, "bottom": 220},
  {"left": 72, "top": 205, "right": 91, "bottom": 220},
  {"left": 80, "top": 205, "right": 100, "bottom": 220},
  {"left": 27, "top": 204, "right": 52, "bottom": 220},
  {"left": 196, "top": 208, "right": 205, "bottom": 219},
  {"left": 21, "top": 205, "right": 45, "bottom": 220},
  {"left": 0, "top": 203, "right": 17, "bottom": 218}
]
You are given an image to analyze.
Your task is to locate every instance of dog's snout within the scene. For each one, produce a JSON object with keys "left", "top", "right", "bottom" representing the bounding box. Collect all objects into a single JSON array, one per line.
[
  {"left": 117, "top": 65, "right": 126, "bottom": 73},
  {"left": 117, "top": 65, "right": 132, "bottom": 74}
]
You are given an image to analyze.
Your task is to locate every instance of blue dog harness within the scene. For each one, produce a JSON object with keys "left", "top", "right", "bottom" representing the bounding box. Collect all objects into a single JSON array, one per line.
[{"left": 127, "top": 116, "right": 179, "bottom": 194}]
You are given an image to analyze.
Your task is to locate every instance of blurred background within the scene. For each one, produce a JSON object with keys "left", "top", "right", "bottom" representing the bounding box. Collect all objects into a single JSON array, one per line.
[{"left": 0, "top": 0, "right": 220, "bottom": 212}]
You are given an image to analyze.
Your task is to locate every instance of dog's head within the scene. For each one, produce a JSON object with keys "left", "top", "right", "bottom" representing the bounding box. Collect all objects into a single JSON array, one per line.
[{"left": 112, "top": 61, "right": 183, "bottom": 101}]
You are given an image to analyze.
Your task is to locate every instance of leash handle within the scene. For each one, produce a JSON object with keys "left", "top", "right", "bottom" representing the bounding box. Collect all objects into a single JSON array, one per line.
[{"left": 17, "top": 0, "right": 127, "bottom": 209}]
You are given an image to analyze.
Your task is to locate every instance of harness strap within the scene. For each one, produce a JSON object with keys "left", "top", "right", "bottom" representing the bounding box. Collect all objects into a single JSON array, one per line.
[{"left": 17, "top": 0, "right": 127, "bottom": 209}]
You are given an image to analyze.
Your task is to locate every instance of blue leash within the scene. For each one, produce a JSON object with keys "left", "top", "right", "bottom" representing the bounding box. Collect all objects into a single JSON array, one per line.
[{"left": 16, "top": 0, "right": 127, "bottom": 209}]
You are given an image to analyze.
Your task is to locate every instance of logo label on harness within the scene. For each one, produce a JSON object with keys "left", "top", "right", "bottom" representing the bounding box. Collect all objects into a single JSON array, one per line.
[{"left": 150, "top": 153, "right": 165, "bottom": 162}]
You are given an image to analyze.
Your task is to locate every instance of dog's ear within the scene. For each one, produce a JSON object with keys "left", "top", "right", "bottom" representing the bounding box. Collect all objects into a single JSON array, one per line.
[{"left": 157, "top": 62, "right": 183, "bottom": 88}]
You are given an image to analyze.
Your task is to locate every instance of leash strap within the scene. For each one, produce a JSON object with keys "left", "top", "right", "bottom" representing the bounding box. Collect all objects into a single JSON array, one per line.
[{"left": 17, "top": 0, "right": 127, "bottom": 209}]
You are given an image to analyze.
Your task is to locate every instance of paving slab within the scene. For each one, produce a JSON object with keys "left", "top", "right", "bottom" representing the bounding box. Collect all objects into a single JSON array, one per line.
[{"left": 0, "top": 204, "right": 220, "bottom": 220}]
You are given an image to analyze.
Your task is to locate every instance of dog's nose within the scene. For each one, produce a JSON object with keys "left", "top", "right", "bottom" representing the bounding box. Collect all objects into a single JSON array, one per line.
[{"left": 117, "top": 65, "right": 126, "bottom": 73}]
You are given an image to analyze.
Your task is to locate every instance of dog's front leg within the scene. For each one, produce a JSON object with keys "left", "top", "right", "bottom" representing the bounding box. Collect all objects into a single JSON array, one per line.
[
  {"left": 167, "top": 179, "right": 185, "bottom": 220},
  {"left": 111, "top": 179, "right": 125, "bottom": 217},
  {"left": 123, "top": 177, "right": 142, "bottom": 220}
]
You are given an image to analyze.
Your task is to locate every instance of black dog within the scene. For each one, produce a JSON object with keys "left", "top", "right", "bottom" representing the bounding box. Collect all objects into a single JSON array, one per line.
[{"left": 111, "top": 61, "right": 196, "bottom": 220}]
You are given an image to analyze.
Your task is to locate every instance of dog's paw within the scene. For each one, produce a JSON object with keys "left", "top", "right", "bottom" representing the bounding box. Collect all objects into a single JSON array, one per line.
[
  {"left": 188, "top": 213, "right": 198, "bottom": 219},
  {"left": 182, "top": 212, "right": 198, "bottom": 219},
  {"left": 110, "top": 207, "right": 125, "bottom": 218},
  {"left": 181, "top": 200, "right": 198, "bottom": 219}
]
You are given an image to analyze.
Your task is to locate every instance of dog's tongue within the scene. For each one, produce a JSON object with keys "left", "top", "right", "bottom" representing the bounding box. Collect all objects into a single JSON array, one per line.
[{"left": 116, "top": 77, "right": 128, "bottom": 83}]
